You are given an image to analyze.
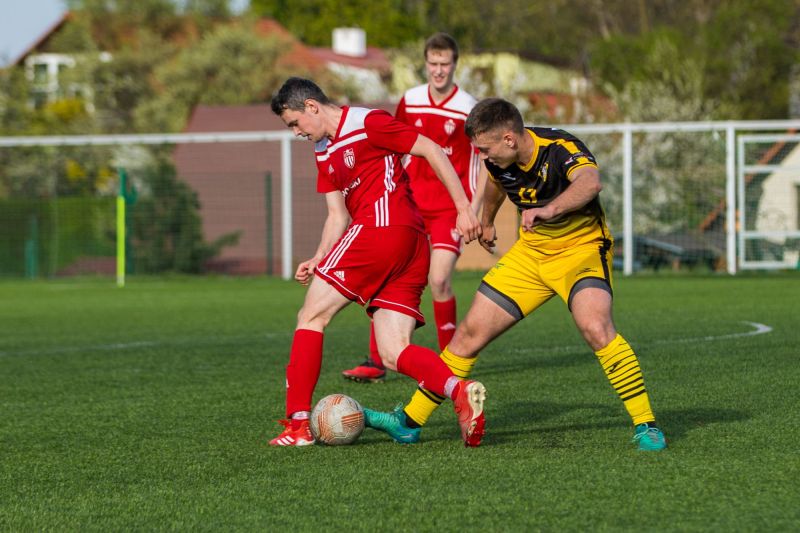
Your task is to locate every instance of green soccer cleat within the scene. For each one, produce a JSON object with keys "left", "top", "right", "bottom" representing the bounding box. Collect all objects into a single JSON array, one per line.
[
  {"left": 363, "top": 405, "right": 421, "bottom": 444},
  {"left": 632, "top": 423, "right": 667, "bottom": 451}
]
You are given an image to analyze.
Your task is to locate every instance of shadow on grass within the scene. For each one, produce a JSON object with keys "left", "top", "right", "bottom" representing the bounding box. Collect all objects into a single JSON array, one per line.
[
  {"left": 656, "top": 406, "right": 750, "bottom": 444},
  {"left": 482, "top": 404, "right": 751, "bottom": 447},
  {"left": 268, "top": 404, "right": 752, "bottom": 449},
  {"left": 467, "top": 348, "right": 593, "bottom": 378},
  {"left": 482, "top": 399, "right": 621, "bottom": 445},
  {"left": 354, "top": 400, "right": 623, "bottom": 447}
]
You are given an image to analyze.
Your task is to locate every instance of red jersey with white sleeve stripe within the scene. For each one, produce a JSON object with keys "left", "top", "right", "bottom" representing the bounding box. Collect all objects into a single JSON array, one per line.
[
  {"left": 395, "top": 84, "right": 481, "bottom": 217},
  {"left": 315, "top": 106, "right": 424, "bottom": 231}
]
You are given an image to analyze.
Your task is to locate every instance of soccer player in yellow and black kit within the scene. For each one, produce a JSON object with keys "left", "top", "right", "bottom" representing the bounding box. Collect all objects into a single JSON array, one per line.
[{"left": 364, "top": 97, "right": 666, "bottom": 451}]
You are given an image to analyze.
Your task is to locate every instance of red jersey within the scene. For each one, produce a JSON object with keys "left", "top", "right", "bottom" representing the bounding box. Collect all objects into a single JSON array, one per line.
[
  {"left": 395, "top": 84, "right": 481, "bottom": 216},
  {"left": 316, "top": 106, "right": 423, "bottom": 231}
]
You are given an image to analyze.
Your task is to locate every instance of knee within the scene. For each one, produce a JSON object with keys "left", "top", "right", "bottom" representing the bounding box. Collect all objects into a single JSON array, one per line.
[
  {"left": 428, "top": 273, "right": 451, "bottom": 299},
  {"left": 376, "top": 344, "right": 402, "bottom": 371},
  {"left": 378, "top": 351, "right": 398, "bottom": 371},
  {"left": 448, "top": 320, "right": 481, "bottom": 358},
  {"left": 579, "top": 321, "right": 616, "bottom": 351},
  {"left": 296, "top": 305, "right": 332, "bottom": 331},
  {"left": 373, "top": 333, "right": 409, "bottom": 372}
]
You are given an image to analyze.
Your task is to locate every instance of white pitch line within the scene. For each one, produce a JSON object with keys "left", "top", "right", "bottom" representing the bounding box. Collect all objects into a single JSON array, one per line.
[
  {"left": 505, "top": 321, "right": 772, "bottom": 356},
  {"left": 0, "top": 333, "right": 286, "bottom": 358},
  {"left": 649, "top": 321, "right": 772, "bottom": 345},
  {"left": 0, "top": 321, "right": 772, "bottom": 359}
]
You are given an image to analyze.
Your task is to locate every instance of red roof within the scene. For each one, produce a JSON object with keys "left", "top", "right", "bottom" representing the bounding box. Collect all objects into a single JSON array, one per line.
[
  {"left": 183, "top": 104, "right": 286, "bottom": 134},
  {"left": 310, "top": 46, "right": 391, "bottom": 74},
  {"left": 254, "top": 19, "right": 325, "bottom": 71}
]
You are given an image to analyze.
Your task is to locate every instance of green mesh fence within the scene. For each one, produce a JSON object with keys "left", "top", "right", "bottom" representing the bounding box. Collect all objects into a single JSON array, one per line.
[{"left": 0, "top": 196, "right": 115, "bottom": 278}]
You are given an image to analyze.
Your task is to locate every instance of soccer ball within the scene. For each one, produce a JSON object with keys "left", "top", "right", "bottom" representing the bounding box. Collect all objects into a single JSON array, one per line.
[{"left": 309, "top": 394, "right": 365, "bottom": 445}]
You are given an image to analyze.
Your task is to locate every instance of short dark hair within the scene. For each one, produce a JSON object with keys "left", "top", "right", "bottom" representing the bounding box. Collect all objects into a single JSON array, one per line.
[
  {"left": 465, "top": 98, "right": 525, "bottom": 139},
  {"left": 424, "top": 32, "right": 459, "bottom": 63},
  {"left": 270, "top": 77, "right": 331, "bottom": 115}
]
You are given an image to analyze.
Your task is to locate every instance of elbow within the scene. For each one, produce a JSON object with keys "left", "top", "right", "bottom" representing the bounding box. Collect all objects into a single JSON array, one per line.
[{"left": 586, "top": 172, "right": 602, "bottom": 196}]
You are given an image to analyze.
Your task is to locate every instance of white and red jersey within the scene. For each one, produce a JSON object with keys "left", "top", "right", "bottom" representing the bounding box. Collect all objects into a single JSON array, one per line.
[
  {"left": 316, "top": 106, "right": 424, "bottom": 231},
  {"left": 395, "top": 84, "right": 481, "bottom": 217}
]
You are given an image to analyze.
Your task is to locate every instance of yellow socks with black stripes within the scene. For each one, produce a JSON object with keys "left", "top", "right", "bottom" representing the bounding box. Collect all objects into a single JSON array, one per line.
[
  {"left": 595, "top": 334, "right": 655, "bottom": 426},
  {"left": 403, "top": 347, "right": 478, "bottom": 427}
]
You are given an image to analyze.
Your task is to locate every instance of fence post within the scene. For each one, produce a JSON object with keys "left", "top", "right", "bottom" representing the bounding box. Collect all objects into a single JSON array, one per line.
[
  {"left": 24, "top": 215, "right": 39, "bottom": 279},
  {"left": 265, "top": 172, "right": 273, "bottom": 276},
  {"left": 281, "top": 137, "right": 292, "bottom": 280},
  {"left": 725, "top": 124, "right": 737, "bottom": 274},
  {"left": 623, "top": 125, "right": 634, "bottom": 275}
]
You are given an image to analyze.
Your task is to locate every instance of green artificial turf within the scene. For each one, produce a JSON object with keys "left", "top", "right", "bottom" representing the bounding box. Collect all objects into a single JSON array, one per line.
[{"left": 1, "top": 272, "right": 798, "bottom": 531}]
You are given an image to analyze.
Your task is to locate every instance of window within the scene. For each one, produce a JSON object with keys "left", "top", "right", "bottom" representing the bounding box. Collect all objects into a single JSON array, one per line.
[
  {"left": 33, "top": 63, "right": 48, "bottom": 84},
  {"left": 796, "top": 184, "right": 800, "bottom": 229}
]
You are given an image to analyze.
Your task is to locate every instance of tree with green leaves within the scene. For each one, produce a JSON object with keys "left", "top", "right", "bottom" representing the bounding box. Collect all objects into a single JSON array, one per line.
[
  {"left": 132, "top": 23, "right": 304, "bottom": 132},
  {"left": 130, "top": 157, "right": 239, "bottom": 273},
  {"left": 250, "top": 0, "right": 421, "bottom": 47},
  {"left": 589, "top": 0, "right": 800, "bottom": 120}
]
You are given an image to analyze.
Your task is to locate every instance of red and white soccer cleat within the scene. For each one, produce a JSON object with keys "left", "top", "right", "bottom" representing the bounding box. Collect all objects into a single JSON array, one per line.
[
  {"left": 269, "top": 419, "right": 315, "bottom": 447},
  {"left": 453, "top": 380, "right": 486, "bottom": 447},
  {"left": 341, "top": 359, "right": 386, "bottom": 383}
]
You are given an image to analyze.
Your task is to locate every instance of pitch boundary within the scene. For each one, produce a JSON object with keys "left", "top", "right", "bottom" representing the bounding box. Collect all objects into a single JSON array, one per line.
[{"left": 0, "top": 321, "right": 772, "bottom": 358}]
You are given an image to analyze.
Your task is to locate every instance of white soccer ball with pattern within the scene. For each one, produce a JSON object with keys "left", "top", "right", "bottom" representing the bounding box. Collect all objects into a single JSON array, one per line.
[{"left": 309, "top": 394, "right": 365, "bottom": 445}]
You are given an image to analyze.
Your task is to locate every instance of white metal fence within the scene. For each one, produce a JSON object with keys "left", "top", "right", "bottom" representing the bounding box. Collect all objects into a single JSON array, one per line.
[
  {"left": 2, "top": 119, "right": 799, "bottom": 279},
  {"left": 737, "top": 133, "right": 800, "bottom": 270}
]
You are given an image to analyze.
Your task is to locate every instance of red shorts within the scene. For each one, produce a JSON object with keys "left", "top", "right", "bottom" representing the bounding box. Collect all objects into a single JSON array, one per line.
[
  {"left": 315, "top": 224, "right": 430, "bottom": 326},
  {"left": 421, "top": 210, "right": 462, "bottom": 256}
]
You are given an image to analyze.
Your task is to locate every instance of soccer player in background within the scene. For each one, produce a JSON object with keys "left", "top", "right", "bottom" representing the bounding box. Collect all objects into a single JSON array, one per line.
[
  {"left": 267, "top": 77, "right": 487, "bottom": 447},
  {"left": 341, "top": 32, "right": 487, "bottom": 383},
  {"left": 365, "top": 98, "right": 667, "bottom": 451}
]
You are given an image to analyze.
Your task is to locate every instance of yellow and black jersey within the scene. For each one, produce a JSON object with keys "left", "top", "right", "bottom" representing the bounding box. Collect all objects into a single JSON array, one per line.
[{"left": 486, "top": 127, "right": 611, "bottom": 254}]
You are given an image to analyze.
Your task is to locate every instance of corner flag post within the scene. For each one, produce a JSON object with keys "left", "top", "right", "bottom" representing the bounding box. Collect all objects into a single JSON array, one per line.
[{"left": 116, "top": 168, "right": 127, "bottom": 287}]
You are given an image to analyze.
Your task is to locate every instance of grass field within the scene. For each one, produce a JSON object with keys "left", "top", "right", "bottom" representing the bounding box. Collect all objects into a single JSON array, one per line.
[{"left": 1, "top": 272, "right": 799, "bottom": 531}]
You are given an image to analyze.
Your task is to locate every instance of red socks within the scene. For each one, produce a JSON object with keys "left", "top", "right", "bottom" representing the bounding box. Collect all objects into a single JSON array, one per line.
[
  {"left": 368, "top": 321, "right": 384, "bottom": 368},
  {"left": 285, "top": 329, "right": 324, "bottom": 417},
  {"left": 396, "top": 344, "right": 455, "bottom": 397},
  {"left": 368, "top": 299, "right": 455, "bottom": 365},
  {"left": 433, "top": 298, "right": 457, "bottom": 351}
]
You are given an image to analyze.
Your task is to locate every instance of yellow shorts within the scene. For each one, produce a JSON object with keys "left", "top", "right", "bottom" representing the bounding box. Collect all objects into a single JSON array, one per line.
[{"left": 479, "top": 238, "right": 614, "bottom": 320}]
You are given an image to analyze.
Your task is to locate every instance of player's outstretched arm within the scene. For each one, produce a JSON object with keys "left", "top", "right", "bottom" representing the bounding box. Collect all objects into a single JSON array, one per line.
[
  {"left": 470, "top": 162, "right": 489, "bottom": 216},
  {"left": 478, "top": 177, "right": 506, "bottom": 253},
  {"left": 296, "top": 191, "right": 350, "bottom": 285},
  {"left": 409, "top": 134, "right": 481, "bottom": 243}
]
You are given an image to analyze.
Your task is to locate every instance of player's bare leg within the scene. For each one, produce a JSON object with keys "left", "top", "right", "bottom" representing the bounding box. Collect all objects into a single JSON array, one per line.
[
  {"left": 571, "top": 285, "right": 666, "bottom": 451},
  {"left": 365, "top": 293, "right": 510, "bottom": 445},
  {"left": 270, "top": 278, "right": 350, "bottom": 447},
  {"left": 370, "top": 308, "right": 416, "bottom": 371},
  {"left": 447, "top": 291, "right": 518, "bottom": 357},
  {"left": 363, "top": 308, "right": 488, "bottom": 445},
  {"left": 295, "top": 276, "right": 353, "bottom": 332},
  {"left": 343, "top": 248, "right": 459, "bottom": 382},
  {"left": 341, "top": 320, "right": 386, "bottom": 383}
]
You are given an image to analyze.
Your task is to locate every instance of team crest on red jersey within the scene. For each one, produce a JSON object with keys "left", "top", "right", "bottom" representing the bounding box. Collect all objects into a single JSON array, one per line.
[
  {"left": 343, "top": 148, "right": 356, "bottom": 169},
  {"left": 444, "top": 119, "right": 456, "bottom": 136}
]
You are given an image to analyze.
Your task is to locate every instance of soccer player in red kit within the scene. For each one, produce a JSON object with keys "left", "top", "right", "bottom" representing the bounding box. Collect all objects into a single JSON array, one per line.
[
  {"left": 341, "top": 33, "right": 487, "bottom": 383},
  {"left": 268, "top": 77, "right": 487, "bottom": 447}
]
